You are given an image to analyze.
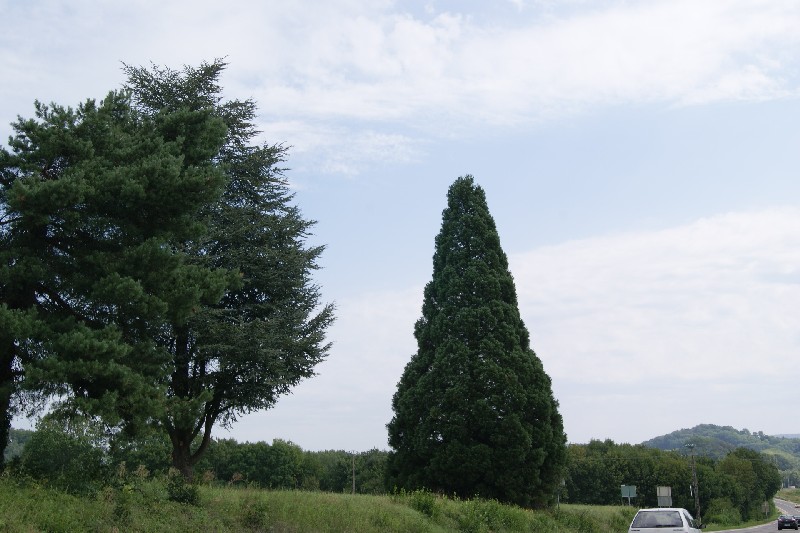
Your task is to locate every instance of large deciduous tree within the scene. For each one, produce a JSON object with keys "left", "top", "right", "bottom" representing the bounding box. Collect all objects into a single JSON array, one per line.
[
  {"left": 122, "top": 60, "right": 334, "bottom": 477},
  {"left": 386, "top": 175, "right": 566, "bottom": 507}
]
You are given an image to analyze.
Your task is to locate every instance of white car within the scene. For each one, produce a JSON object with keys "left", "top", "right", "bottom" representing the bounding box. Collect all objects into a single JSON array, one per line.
[{"left": 628, "top": 508, "right": 702, "bottom": 532}]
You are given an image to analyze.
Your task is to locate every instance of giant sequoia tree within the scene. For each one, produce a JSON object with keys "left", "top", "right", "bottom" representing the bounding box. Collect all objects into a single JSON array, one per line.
[{"left": 386, "top": 176, "right": 566, "bottom": 507}]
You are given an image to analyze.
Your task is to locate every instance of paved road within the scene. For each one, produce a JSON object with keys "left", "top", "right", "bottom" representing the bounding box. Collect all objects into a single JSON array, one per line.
[{"left": 713, "top": 499, "right": 797, "bottom": 533}]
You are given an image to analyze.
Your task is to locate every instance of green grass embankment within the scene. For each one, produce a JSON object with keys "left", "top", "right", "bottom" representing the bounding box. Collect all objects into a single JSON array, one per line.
[{"left": 0, "top": 475, "right": 637, "bottom": 532}]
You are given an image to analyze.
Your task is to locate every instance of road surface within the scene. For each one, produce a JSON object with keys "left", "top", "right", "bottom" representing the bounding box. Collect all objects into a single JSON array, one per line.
[{"left": 713, "top": 499, "right": 797, "bottom": 533}]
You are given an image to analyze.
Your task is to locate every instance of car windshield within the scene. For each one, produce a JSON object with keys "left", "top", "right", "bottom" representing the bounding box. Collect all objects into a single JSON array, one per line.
[{"left": 631, "top": 510, "right": 683, "bottom": 528}]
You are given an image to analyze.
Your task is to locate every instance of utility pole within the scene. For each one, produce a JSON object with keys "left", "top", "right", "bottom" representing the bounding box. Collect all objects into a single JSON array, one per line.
[{"left": 686, "top": 444, "right": 700, "bottom": 522}]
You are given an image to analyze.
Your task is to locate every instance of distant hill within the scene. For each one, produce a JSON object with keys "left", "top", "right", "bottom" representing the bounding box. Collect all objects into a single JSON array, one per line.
[{"left": 642, "top": 424, "right": 800, "bottom": 474}]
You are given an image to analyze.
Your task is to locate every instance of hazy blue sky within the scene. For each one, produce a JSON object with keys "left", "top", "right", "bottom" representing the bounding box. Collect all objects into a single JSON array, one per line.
[{"left": 3, "top": 0, "right": 800, "bottom": 450}]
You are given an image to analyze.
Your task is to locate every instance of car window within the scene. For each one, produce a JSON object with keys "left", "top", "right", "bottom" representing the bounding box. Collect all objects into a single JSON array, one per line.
[{"left": 631, "top": 510, "right": 683, "bottom": 528}]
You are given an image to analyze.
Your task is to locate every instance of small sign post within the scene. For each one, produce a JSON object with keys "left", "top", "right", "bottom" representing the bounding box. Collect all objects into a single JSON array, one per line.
[
  {"left": 657, "top": 486, "right": 672, "bottom": 507},
  {"left": 620, "top": 485, "right": 637, "bottom": 506}
]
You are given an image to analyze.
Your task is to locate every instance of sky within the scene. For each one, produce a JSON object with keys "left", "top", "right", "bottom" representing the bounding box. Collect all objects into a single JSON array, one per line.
[{"left": 2, "top": 0, "right": 800, "bottom": 451}]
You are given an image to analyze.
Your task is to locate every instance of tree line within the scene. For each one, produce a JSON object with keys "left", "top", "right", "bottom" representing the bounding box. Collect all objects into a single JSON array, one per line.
[
  {"left": 6, "top": 422, "right": 782, "bottom": 528},
  {"left": 645, "top": 423, "right": 800, "bottom": 481},
  {"left": 7, "top": 421, "right": 389, "bottom": 496},
  {"left": 567, "top": 439, "right": 782, "bottom": 526}
]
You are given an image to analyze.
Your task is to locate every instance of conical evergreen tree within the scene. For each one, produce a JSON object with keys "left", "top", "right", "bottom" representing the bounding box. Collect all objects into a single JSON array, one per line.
[{"left": 386, "top": 175, "right": 566, "bottom": 507}]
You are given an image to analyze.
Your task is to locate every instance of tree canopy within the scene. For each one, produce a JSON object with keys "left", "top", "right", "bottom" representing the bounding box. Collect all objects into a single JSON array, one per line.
[
  {"left": 566, "top": 439, "right": 781, "bottom": 524},
  {"left": 122, "top": 60, "right": 334, "bottom": 476},
  {"left": 386, "top": 175, "right": 566, "bottom": 507},
  {"left": 0, "top": 87, "right": 229, "bottom": 467},
  {"left": 0, "top": 60, "right": 333, "bottom": 475}
]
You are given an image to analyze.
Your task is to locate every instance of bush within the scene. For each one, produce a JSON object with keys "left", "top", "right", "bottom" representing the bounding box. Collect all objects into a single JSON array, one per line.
[
  {"left": 409, "top": 488, "right": 438, "bottom": 517},
  {"left": 704, "top": 497, "right": 742, "bottom": 526},
  {"left": 454, "top": 498, "right": 529, "bottom": 533},
  {"left": 166, "top": 469, "right": 200, "bottom": 505},
  {"left": 18, "top": 424, "right": 108, "bottom": 495},
  {"left": 240, "top": 495, "right": 269, "bottom": 529}
]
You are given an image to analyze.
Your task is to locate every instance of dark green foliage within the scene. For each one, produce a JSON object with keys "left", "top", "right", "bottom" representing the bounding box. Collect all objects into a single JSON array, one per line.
[
  {"left": 310, "top": 448, "right": 389, "bottom": 494},
  {"left": 566, "top": 439, "right": 781, "bottom": 523},
  {"left": 199, "top": 438, "right": 309, "bottom": 489},
  {"left": 644, "top": 424, "right": 781, "bottom": 458},
  {"left": 308, "top": 449, "right": 353, "bottom": 491},
  {"left": 716, "top": 447, "right": 781, "bottom": 520},
  {"left": 196, "top": 438, "right": 388, "bottom": 493},
  {"left": 0, "top": 59, "right": 333, "bottom": 476},
  {"left": 645, "top": 423, "right": 800, "bottom": 493},
  {"left": 703, "top": 497, "right": 741, "bottom": 525},
  {"left": 0, "top": 86, "right": 230, "bottom": 467},
  {"left": 166, "top": 469, "right": 200, "bottom": 505},
  {"left": 355, "top": 449, "right": 390, "bottom": 494},
  {"left": 108, "top": 428, "right": 173, "bottom": 476},
  {"left": 386, "top": 175, "right": 567, "bottom": 507},
  {"left": 122, "top": 60, "right": 334, "bottom": 478},
  {"left": 17, "top": 418, "right": 109, "bottom": 495},
  {"left": 566, "top": 439, "right": 693, "bottom": 507}
]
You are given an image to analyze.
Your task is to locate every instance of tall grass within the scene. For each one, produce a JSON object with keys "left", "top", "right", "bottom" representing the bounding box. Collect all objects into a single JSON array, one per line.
[{"left": 0, "top": 474, "right": 638, "bottom": 532}]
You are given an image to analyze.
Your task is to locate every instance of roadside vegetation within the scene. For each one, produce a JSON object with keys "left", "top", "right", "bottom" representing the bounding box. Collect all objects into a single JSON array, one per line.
[
  {"left": 0, "top": 472, "right": 638, "bottom": 533},
  {"left": 777, "top": 488, "right": 800, "bottom": 506},
  {"left": 2, "top": 421, "right": 786, "bottom": 532}
]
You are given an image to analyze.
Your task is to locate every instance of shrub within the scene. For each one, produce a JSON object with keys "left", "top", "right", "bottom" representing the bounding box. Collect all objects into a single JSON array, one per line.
[
  {"left": 704, "top": 497, "right": 742, "bottom": 526},
  {"left": 166, "top": 469, "right": 200, "bottom": 505},
  {"left": 409, "top": 488, "right": 439, "bottom": 517},
  {"left": 18, "top": 424, "right": 108, "bottom": 495},
  {"left": 240, "top": 495, "right": 269, "bottom": 529}
]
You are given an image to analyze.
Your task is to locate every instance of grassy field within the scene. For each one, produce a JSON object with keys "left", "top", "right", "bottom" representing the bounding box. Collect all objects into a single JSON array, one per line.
[
  {"left": 0, "top": 474, "right": 639, "bottom": 532},
  {"left": 3, "top": 472, "right": 790, "bottom": 532},
  {"left": 778, "top": 488, "right": 800, "bottom": 505}
]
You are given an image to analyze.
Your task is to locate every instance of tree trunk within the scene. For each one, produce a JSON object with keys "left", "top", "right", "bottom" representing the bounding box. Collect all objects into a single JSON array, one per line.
[
  {"left": 169, "top": 417, "right": 215, "bottom": 481},
  {"left": 0, "top": 340, "right": 16, "bottom": 472},
  {"left": 169, "top": 325, "right": 194, "bottom": 479},
  {"left": 170, "top": 429, "right": 194, "bottom": 480}
]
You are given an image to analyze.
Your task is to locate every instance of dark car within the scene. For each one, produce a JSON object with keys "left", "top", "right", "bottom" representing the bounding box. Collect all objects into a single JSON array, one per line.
[{"left": 778, "top": 514, "right": 798, "bottom": 530}]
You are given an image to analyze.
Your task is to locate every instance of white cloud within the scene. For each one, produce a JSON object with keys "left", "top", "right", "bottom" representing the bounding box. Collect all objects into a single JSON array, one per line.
[
  {"left": 511, "top": 207, "right": 800, "bottom": 442},
  {"left": 513, "top": 208, "right": 800, "bottom": 381},
  {"left": 257, "top": 119, "right": 423, "bottom": 177},
  {"left": 245, "top": 0, "right": 800, "bottom": 169},
  {"left": 3, "top": 1, "right": 800, "bottom": 174},
  {"left": 245, "top": 0, "right": 800, "bottom": 124}
]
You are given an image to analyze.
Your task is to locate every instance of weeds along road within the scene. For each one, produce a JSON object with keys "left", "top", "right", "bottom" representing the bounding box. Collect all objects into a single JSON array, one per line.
[{"left": 713, "top": 499, "right": 797, "bottom": 533}]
